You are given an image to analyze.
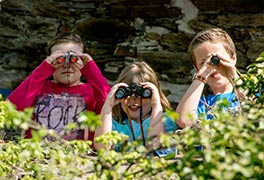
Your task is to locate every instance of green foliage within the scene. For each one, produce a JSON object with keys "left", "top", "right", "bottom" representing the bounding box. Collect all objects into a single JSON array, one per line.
[
  {"left": 238, "top": 52, "right": 264, "bottom": 104},
  {"left": 0, "top": 98, "right": 32, "bottom": 130},
  {"left": 78, "top": 111, "right": 102, "bottom": 131},
  {"left": 170, "top": 107, "right": 264, "bottom": 180},
  {"left": 0, "top": 54, "right": 264, "bottom": 179}
]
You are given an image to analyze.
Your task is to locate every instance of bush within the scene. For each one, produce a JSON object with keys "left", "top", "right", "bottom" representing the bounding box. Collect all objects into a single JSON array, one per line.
[{"left": 0, "top": 53, "right": 264, "bottom": 179}]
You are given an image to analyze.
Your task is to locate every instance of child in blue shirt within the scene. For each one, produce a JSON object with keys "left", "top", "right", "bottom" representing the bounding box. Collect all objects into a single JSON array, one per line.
[
  {"left": 94, "top": 61, "right": 176, "bottom": 151},
  {"left": 197, "top": 92, "right": 240, "bottom": 120},
  {"left": 176, "top": 28, "right": 244, "bottom": 127}
]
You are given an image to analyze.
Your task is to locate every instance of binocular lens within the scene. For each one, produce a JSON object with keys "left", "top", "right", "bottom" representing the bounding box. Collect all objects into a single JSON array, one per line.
[
  {"left": 142, "top": 89, "right": 152, "bottom": 98},
  {"left": 71, "top": 57, "right": 78, "bottom": 63},
  {"left": 56, "top": 54, "right": 78, "bottom": 65},
  {"left": 210, "top": 56, "right": 220, "bottom": 65},
  {"left": 115, "top": 89, "right": 126, "bottom": 99},
  {"left": 115, "top": 83, "right": 152, "bottom": 99},
  {"left": 57, "top": 57, "right": 65, "bottom": 63}
]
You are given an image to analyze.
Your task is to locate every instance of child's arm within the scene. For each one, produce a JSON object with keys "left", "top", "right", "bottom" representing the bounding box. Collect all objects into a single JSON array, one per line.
[
  {"left": 94, "top": 99, "right": 113, "bottom": 150},
  {"left": 80, "top": 57, "right": 111, "bottom": 114},
  {"left": 7, "top": 50, "right": 66, "bottom": 110},
  {"left": 7, "top": 61, "right": 55, "bottom": 110},
  {"left": 94, "top": 84, "right": 123, "bottom": 151},
  {"left": 176, "top": 79, "right": 205, "bottom": 128}
]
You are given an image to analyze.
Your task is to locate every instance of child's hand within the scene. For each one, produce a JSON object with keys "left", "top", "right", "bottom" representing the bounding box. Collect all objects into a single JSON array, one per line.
[
  {"left": 46, "top": 50, "right": 92, "bottom": 70},
  {"left": 105, "top": 83, "right": 128, "bottom": 108},
  {"left": 208, "top": 54, "right": 238, "bottom": 79},
  {"left": 139, "top": 82, "right": 161, "bottom": 108},
  {"left": 197, "top": 53, "right": 237, "bottom": 81},
  {"left": 73, "top": 51, "right": 93, "bottom": 65},
  {"left": 45, "top": 51, "right": 66, "bottom": 65}
]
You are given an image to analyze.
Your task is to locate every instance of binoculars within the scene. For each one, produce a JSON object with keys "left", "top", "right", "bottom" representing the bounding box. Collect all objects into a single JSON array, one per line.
[
  {"left": 210, "top": 55, "right": 220, "bottom": 65},
  {"left": 56, "top": 52, "right": 78, "bottom": 66},
  {"left": 115, "top": 82, "right": 152, "bottom": 99}
]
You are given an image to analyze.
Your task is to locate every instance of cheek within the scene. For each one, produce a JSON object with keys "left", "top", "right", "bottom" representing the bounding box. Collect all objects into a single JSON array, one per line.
[
  {"left": 71, "top": 67, "right": 82, "bottom": 77},
  {"left": 141, "top": 99, "right": 151, "bottom": 111},
  {"left": 75, "top": 70, "right": 82, "bottom": 78},
  {"left": 53, "top": 69, "right": 62, "bottom": 78},
  {"left": 120, "top": 101, "right": 127, "bottom": 113}
]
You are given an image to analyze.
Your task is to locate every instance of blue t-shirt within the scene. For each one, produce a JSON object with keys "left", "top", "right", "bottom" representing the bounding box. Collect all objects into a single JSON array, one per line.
[
  {"left": 197, "top": 92, "right": 240, "bottom": 120},
  {"left": 112, "top": 114, "right": 176, "bottom": 142}
]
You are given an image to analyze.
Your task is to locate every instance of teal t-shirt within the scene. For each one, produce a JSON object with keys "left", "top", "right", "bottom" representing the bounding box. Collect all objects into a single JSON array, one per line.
[{"left": 112, "top": 114, "right": 176, "bottom": 142}]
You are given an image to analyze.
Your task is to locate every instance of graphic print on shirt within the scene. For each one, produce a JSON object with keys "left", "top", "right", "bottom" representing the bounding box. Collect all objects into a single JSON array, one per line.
[
  {"left": 198, "top": 93, "right": 239, "bottom": 120},
  {"left": 34, "top": 93, "right": 87, "bottom": 140}
]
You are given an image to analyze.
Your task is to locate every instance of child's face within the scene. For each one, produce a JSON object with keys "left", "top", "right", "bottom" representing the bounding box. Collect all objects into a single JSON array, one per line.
[
  {"left": 51, "top": 42, "right": 84, "bottom": 86},
  {"left": 120, "top": 78, "right": 152, "bottom": 122},
  {"left": 194, "top": 41, "right": 233, "bottom": 89}
]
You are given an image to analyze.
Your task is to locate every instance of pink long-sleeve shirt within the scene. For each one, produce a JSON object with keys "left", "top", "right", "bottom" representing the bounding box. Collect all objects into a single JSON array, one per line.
[{"left": 7, "top": 60, "right": 110, "bottom": 141}]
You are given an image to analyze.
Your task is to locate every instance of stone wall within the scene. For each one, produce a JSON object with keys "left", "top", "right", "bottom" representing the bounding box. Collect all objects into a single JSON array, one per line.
[{"left": 1, "top": 0, "right": 264, "bottom": 108}]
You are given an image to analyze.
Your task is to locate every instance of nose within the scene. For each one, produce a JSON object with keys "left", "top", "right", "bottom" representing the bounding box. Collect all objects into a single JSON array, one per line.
[
  {"left": 130, "top": 93, "right": 137, "bottom": 98},
  {"left": 63, "top": 60, "right": 71, "bottom": 68},
  {"left": 129, "top": 93, "right": 141, "bottom": 102}
]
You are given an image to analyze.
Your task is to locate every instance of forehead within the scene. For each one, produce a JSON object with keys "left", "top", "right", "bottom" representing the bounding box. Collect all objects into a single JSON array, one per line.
[
  {"left": 124, "top": 76, "right": 140, "bottom": 85},
  {"left": 194, "top": 42, "right": 226, "bottom": 59},
  {"left": 194, "top": 41, "right": 225, "bottom": 53},
  {"left": 51, "top": 42, "right": 83, "bottom": 53}
]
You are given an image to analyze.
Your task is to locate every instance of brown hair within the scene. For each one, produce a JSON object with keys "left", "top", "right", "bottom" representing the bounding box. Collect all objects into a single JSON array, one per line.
[
  {"left": 46, "top": 32, "right": 86, "bottom": 54},
  {"left": 188, "top": 28, "right": 236, "bottom": 70},
  {"left": 112, "top": 61, "right": 171, "bottom": 122}
]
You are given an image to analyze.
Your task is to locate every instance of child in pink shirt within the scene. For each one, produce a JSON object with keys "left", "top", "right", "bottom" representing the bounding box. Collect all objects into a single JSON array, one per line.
[{"left": 7, "top": 32, "right": 110, "bottom": 141}]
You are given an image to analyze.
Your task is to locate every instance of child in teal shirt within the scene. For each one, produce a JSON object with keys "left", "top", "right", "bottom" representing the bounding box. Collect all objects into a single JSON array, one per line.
[{"left": 95, "top": 61, "right": 176, "bottom": 151}]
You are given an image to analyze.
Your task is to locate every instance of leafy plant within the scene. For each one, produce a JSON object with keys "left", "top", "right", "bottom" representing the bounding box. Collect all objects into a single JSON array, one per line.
[
  {"left": 0, "top": 53, "right": 264, "bottom": 179},
  {"left": 238, "top": 52, "right": 264, "bottom": 104}
]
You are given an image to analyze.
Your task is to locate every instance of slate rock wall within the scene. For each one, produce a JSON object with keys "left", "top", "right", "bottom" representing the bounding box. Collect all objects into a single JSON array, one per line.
[{"left": 1, "top": 0, "right": 264, "bottom": 108}]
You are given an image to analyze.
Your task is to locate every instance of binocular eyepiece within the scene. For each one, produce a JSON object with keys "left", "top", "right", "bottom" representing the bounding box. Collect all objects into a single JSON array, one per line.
[
  {"left": 115, "top": 82, "right": 152, "bottom": 99},
  {"left": 210, "top": 55, "right": 220, "bottom": 65},
  {"left": 56, "top": 52, "right": 78, "bottom": 66}
]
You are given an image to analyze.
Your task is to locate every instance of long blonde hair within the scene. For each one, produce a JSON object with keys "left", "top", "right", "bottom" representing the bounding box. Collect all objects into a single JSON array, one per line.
[{"left": 112, "top": 61, "right": 171, "bottom": 123}]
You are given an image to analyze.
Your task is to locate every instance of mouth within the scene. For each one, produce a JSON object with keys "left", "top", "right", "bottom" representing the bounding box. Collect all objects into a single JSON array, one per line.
[
  {"left": 61, "top": 71, "right": 73, "bottom": 74},
  {"left": 210, "top": 71, "right": 220, "bottom": 78},
  {"left": 128, "top": 104, "right": 141, "bottom": 111}
]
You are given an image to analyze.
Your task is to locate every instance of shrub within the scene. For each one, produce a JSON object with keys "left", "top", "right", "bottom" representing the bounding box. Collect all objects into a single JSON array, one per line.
[{"left": 0, "top": 53, "right": 263, "bottom": 179}]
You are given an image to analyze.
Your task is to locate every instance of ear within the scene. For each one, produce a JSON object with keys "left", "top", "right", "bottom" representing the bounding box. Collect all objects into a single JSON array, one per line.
[{"left": 231, "top": 53, "right": 237, "bottom": 65}]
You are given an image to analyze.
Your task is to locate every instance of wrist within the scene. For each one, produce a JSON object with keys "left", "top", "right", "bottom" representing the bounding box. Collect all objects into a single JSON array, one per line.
[
  {"left": 193, "top": 73, "right": 207, "bottom": 84},
  {"left": 151, "top": 102, "right": 162, "bottom": 109},
  {"left": 151, "top": 98, "right": 162, "bottom": 106},
  {"left": 84, "top": 58, "right": 93, "bottom": 64},
  {"left": 196, "top": 67, "right": 212, "bottom": 79},
  {"left": 102, "top": 100, "right": 115, "bottom": 112},
  {"left": 45, "top": 56, "right": 53, "bottom": 64}
]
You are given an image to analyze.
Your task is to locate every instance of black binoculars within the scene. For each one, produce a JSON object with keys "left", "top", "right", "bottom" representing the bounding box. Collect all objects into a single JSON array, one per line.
[
  {"left": 210, "top": 55, "right": 220, "bottom": 65},
  {"left": 56, "top": 52, "right": 78, "bottom": 66},
  {"left": 115, "top": 82, "right": 152, "bottom": 99}
]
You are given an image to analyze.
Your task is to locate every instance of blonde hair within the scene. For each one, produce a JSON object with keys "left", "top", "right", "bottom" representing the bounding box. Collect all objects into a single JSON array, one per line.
[
  {"left": 188, "top": 28, "right": 236, "bottom": 70},
  {"left": 112, "top": 61, "right": 171, "bottom": 122}
]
